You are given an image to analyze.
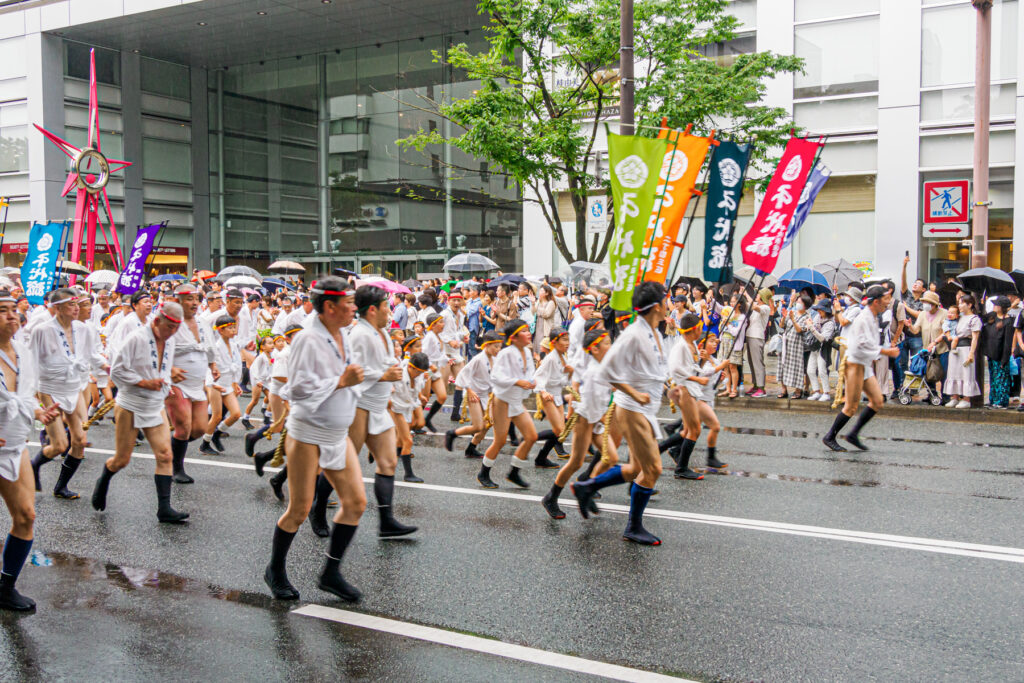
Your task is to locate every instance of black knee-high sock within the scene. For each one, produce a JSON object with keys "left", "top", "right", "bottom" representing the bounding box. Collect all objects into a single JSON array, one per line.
[
  {"left": 508, "top": 424, "right": 518, "bottom": 441},
  {"left": 825, "top": 411, "right": 852, "bottom": 440},
  {"left": 675, "top": 439, "right": 697, "bottom": 473},
  {"left": 323, "top": 523, "right": 358, "bottom": 571},
  {"left": 269, "top": 464, "right": 287, "bottom": 485},
  {"left": 450, "top": 389, "right": 463, "bottom": 417},
  {"left": 425, "top": 401, "right": 442, "bottom": 428},
  {"left": 536, "top": 429, "right": 555, "bottom": 441},
  {"left": 53, "top": 455, "right": 82, "bottom": 491},
  {"left": 171, "top": 437, "right": 188, "bottom": 473},
  {"left": 664, "top": 418, "right": 683, "bottom": 435},
  {"left": 374, "top": 473, "right": 394, "bottom": 510},
  {"left": 269, "top": 525, "right": 296, "bottom": 573},
  {"left": 658, "top": 432, "right": 684, "bottom": 454},
  {"left": 311, "top": 473, "right": 332, "bottom": 519},
  {"left": 1, "top": 534, "right": 32, "bottom": 583},
  {"left": 846, "top": 407, "right": 876, "bottom": 437}
]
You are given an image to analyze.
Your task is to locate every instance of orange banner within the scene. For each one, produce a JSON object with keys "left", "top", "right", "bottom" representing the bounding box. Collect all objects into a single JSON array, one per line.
[{"left": 641, "top": 127, "right": 712, "bottom": 283}]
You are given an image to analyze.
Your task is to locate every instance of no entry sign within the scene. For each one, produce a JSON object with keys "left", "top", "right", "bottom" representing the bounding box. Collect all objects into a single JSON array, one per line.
[{"left": 924, "top": 180, "right": 969, "bottom": 224}]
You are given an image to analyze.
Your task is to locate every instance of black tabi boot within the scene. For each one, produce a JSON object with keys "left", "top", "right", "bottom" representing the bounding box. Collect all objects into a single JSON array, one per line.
[
  {"left": 400, "top": 453, "right": 423, "bottom": 483},
  {"left": 673, "top": 439, "right": 703, "bottom": 480},
  {"left": 507, "top": 424, "right": 520, "bottom": 447},
  {"left": 533, "top": 431, "right": 559, "bottom": 469},
  {"left": 264, "top": 525, "right": 299, "bottom": 600},
  {"left": 253, "top": 447, "right": 275, "bottom": 478},
  {"left": 464, "top": 442, "right": 484, "bottom": 459},
  {"left": 444, "top": 428, "right": 456, "bottom": 452},
  {"left": 658, "top": 432, "right": 684, "bottom": 455},
  {"left": 622, "top": 484, "right": 661, "bottom": 546},
  {"left": 269, "top": 465, "right": 287, "bottom": 501},
  {"left": 52, "top": 456, "right": 82, "bottom": 499},
  {"left": 449, "top": 389, "right": 463, "bottom": 422},
  {"left": 245, "top": 425, "right": 268, "bottom": 457},
  {"left": 241, "top": 416, "right": 254, "bottom": 431},
  {"left": 91, "top": 465, "right": 117, "bottom": 511},
  {"left": 31, "top": 451, "right": 52, "bottom": 492},
  {"left": 823, "top": 412, "right": 851, "bottom": 452},
  {"left": 541, "top": 484, "right": 566, "bottom": 519},
  {"left": 842, "top": 407, "right": 875, "bottom": 451},
  {"left": 705, "top": 446, "right": 727, "bottom": 470},
  {"left": 477, "top": 461, "right": 498, "bottom": 488},
  {"left": 155, "top": 474, "right": 189, "bottom": 523},
  {"left": 663, "top": 418, "right": 683, "bottom": 437},
  {"left": 317, "top": 523, "right": 361, "bottom": 602},
  {"left": 210, "top": 431, "right": 226, "bottom": 453},
  {"left": 553, "top": 440, "right": 568, "bottom": 458},
  {"left": 0, "top": 534, "right": 35, "bottom": 611},
  {"left": 424, "top": 401, "right": 443, "bottom": 433},
  {"left": 171, "top": 437, "right": 194, "bottom": 484},
  {"left": 308, "top": 474, "right": 332, "bottom": 538},
  {"left": 375, "top": 474, "right": 417, "bottom": 538},
  {"left": 506, "top": 463, "right": 530, "bottom": 489}
]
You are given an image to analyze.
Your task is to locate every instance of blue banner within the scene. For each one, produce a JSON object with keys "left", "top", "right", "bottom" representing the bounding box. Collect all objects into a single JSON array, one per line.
[
  {"left": 782, "top": 163, "right": 831, "bottom": 249},
  {"left": 21, "top": 221, "right": 66, "bottom": 304}
]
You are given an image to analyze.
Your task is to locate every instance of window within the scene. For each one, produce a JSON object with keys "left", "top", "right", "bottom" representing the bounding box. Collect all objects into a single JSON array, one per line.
[
  {"left": 794, "top": 17, "right": 880, "bottom": 98},
  {"left": 0, "top": 125, "right": 27, "bottom": 173},
  {"left": 922, "top": 0, "right": 1018, "bottom": 88},
  {"left": 140, "top": 58, "right": 190, "bottom": 100},
  {"left": 820, "top": 140, "right": 878, "bottom": 174},
  {"left": 143, "top": 138, "right": 192, "bottom": 184},
  {"left": 329, "top": 118, "right": 370, "bottom": 135},
  {"left": 795, "top": 0, "right": 878, "bottom": 22},
  {"left": 794, "top": 96, "right": 878, "bottom": 133},
  {"left": 728, "top": 0, "right": 756, "bottom": 29},
  {"left": 919, "top": 130, "right": 1016, "bottom": 168},
  {"left": 920, "top": 84, "right": 1016, "bottom": 123},
  {"left": 697, "top": 34, "right": 756, "bottom": 66},
  {"left": 65, "top": 43, "right": 120, "bottom": 85}
]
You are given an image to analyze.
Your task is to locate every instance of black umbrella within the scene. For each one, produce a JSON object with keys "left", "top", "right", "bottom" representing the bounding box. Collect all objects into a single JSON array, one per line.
[
  {"left": 334, "top": 267, "right": 358, "bottom": 278},
  {"left": 1008, "top": 269, "right": 1024, "bottom": 295},
  {"left": 489, "top": 273, "right": 527, "bottom": 289},
  {"left": 957, "top": 267, "right": 1017, "bottom": 295}
]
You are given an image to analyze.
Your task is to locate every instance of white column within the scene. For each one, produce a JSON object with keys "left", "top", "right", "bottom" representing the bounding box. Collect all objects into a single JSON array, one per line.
[
  {"left": 1014, "top": 4, "right": 1024, "bottom": 270},
  {"left": 874, "top": 0, "right": 922, "bottom": 279},
  {"left": 25, "top": 31, "right": 67, "bottom": 224}
]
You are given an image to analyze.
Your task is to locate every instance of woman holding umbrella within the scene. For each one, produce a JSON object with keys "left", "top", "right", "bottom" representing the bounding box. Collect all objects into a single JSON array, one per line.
[{"left": 983, "top": 296, "right": 1015, "bottom": 408}]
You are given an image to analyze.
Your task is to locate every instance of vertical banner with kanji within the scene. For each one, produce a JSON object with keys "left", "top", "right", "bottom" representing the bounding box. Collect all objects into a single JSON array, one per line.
[
  {"left": 641, "top": 129, "right": 712, "bottom": 283},
  {"left": 21, "top": 221, "right": 66, "bottom": 304},
  {"left": 781, "top": 163, "right": 831, "bottom": 248},
  {"left": 703, "top": 140, "right": 751, "bottom": 283},
  {"left": 607, "top": 132, "right": 667, "bottom": 310},
  {"left": 740, "top": 137, "right": 823, "bottom": 274},
  {"left": 115, "top": 223, "right": 163, "bottom": 294}
]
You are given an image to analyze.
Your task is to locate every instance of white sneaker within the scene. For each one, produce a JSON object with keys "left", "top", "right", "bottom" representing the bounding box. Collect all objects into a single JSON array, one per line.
[
  {"left": 819, "top": 393, "right": 831, "bottom": 402},
  {"left": 807, "top": 392, "right": 821, "bottom": 401},
  {"left": 945, "top": 399, "right": 958, "bottom": 408},
  {"left": 955, "top": 400, "right": 970, "bottom": 409}
]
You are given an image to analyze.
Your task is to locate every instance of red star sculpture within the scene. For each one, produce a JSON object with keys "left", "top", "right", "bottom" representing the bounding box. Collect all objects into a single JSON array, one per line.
[{"left": 35, "top": 47, "right": 130, "bottom": 284}]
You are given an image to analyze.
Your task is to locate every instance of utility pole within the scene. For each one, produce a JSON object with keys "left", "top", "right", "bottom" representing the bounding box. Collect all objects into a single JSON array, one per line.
[
  {"left": 971, "top": 0, "right": 992, "bottom": 268},
  {"left": 620, "top": 0, "right": 634, "bottom": 136}
]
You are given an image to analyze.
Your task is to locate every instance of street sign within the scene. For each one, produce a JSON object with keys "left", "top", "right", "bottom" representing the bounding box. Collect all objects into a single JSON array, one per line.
[
  {"left": 586, "top": 195, "right": 609, "bottom": 234},
  {"left": 922, "top": 223, "right": 969, "bottom": 238},
  {"left": 923, "top": 180, "right": 970, "bottom": 224}
]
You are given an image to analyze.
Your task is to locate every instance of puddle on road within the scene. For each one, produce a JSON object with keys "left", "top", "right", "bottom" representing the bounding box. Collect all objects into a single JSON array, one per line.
[
  {"left": 718, "top": 449, "right": 1024, "bottom": 478},
  {"left": 720, "top": 425, "right": 1020, "bottom": 450},
  {"left": 694, "top": 467, "right": 1018, "bottom": 501}
]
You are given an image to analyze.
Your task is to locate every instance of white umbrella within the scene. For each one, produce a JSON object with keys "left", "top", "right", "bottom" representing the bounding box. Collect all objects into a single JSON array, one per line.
[
  {"left": 443, "top": 253, "right": 499, "bottom": 273},
  {"left": 733, "top": 265, "right": 778, "bottom": 289},
  {"left": 224, "top": 275, "right": 262, "bottom": 288},
  {"left": 85, "top": 269, "right": 119, "bottom": 286},
  {"left": 215, "top": 265, "right": 262, "bottom": 282},
  {"left": 0, "top": 276, "right": 15, "bottom": 290}
]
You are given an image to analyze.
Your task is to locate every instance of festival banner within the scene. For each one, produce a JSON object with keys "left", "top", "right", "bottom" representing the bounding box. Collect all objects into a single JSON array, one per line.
[
  {"left": 607, "top": 132, "right": 667, "bottom": 310},
  {"left": 115, "top": 223, "right": 163, "bottom": 295},
  {"left": 21, "top": 221, "right": 66, "bottom": 304},
  {"left": 703, "top": 140, "right": 751, "bottom": 283},
  {"left": 781, "top": 163, "right": 831, "bottom": 248},
  {"left": 740, "top": 136, "right": 823, "bottom": 274},
  {"left": 642, "top": 128, "right": 712, "bottom": 283}
]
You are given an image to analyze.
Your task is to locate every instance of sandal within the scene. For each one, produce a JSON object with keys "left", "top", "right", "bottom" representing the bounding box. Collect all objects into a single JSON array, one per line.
[{"left": 728, "top": 391, "right": 738, "bottom": 399}]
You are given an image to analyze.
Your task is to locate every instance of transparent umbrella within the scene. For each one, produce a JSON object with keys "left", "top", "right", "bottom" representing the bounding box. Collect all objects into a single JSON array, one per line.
[
  {"left": 215, "top": 265, "right": 262, "bottom": 282},
  {"left": 443, "top": 253, "right": 499, "bottom": 273},
  {"left": 814, "top": 259, "right": 864, "bottom": 291}
]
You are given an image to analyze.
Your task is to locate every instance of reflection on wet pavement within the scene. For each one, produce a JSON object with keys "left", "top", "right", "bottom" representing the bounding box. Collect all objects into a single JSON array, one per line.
[{"left": 721, "top": 425, "right": 1020, "bottom": 450}]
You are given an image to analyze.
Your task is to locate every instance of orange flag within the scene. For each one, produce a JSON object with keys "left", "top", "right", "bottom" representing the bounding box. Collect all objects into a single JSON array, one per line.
[{"left": 641, "top": 126, "right": 712, "bottom": 283}]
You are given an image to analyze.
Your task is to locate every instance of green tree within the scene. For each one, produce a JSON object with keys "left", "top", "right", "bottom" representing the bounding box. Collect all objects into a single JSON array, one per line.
[{"left": 398, "top": 0, "right": 802, "bottom": 264}]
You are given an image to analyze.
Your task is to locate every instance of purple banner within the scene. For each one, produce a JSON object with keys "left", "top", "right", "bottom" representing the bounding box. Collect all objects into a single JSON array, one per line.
[{"left": 114, "top": 223, "right": 162, "bottom": 294}]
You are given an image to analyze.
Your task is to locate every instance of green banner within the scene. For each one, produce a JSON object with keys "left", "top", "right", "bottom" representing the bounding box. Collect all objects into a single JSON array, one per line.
[{"left": 607, "top": 132, "right": 666, "bottom": 310}]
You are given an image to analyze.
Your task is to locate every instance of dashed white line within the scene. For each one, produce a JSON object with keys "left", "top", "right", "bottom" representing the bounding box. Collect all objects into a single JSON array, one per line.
[
  {"left": 292, "top": 604, "right": 690, "bottom": 682},
  {"left": 45, "top": 442, "right": 1024, "bottom": 565}
]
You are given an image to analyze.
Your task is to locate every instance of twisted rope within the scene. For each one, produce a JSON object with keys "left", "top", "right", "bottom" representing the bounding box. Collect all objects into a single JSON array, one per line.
[
  {"left": 831, "top": 338, "right": 848, "bottom": 410},
  {"left": 83, "top": 399, "right": 116, "bottom": 431},
  {"left": 268, "top": 428, "right": 287, "bottom": 468},
  {"left": 600, "top": 404, "right": 615, "bottom": 463},
  {"left": 556, "top": 386, "right": 582, "bottom": 442}
]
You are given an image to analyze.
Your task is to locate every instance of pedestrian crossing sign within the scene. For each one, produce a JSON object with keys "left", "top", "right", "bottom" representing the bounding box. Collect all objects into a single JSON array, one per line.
[{"left": 923, "top": 180, "right": 969, "bottom": 224}]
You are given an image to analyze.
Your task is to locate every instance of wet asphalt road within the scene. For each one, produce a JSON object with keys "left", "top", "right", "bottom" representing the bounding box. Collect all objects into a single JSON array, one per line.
[{"left": 2, "top": 406, "right": 1022, "bottom": 682}]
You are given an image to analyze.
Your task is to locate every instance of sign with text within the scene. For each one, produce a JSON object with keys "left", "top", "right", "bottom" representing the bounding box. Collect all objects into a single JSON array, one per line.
[
  {"left": 924, "top": 180, "right": 969, "bottom": 224},
  {"left": 922, "top": 223, "right": 969, "bottom": 238},
  {"left": 702, "top": 140, "right": 751, "bottom": 283},
  {"left": 114, "top": 223, "right": 162, "bottom": 294}
]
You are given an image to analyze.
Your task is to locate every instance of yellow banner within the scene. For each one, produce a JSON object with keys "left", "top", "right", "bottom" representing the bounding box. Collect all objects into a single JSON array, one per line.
[{"left": 641, "top": 127, "right": 711, "bottom": 283}]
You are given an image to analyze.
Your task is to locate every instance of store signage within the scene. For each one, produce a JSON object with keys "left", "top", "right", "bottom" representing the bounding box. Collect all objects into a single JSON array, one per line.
[
  {"left": 922, "top": 223, "right": 969, "bottom": 238},
  {"left": 923, "top": 180, "right": 969, "bottom": 224}
]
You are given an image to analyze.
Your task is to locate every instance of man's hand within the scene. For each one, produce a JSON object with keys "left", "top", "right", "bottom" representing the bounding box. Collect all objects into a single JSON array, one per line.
[
  {"left": 339, "top": 364, "right": 365, "bottom": 388},
  {"left": 210, "top": 363, "right": 220, "bottom": 381},
  {"left": 170, "top": 366, "right": 186, "bottom": 383},
  {"left": 381, "top": 364, "right": 403, "bottom": 382},
  {"left": 35, "top": 404, "right": 61, "bottom": 426},
  {"left": 137, "top": 378, "right": 165, "bottom": 391},
  {"left": 515, "top": 379, "right": 536, "bottom": 390},
  {"left": 631, "top": 390, "right": 651, "bottom": 405},
  {"left": 903, "top": 255, "right": 910, "bottom": 268},
  {"left": 233, "top": 383, "right": 242, "bottom": 396}
]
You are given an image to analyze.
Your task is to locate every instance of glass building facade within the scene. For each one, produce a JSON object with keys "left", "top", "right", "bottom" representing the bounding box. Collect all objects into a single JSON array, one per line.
[{"left": 210, "top": 31, "right": 522, "bottom": 280}]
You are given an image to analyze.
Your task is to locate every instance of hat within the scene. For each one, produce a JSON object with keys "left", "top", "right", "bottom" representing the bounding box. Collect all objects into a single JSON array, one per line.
[
  {"left": 921, "top": 291, "right": 941, "bottom": 307},
  {"left": 991, "top": 295, "right": 1011, "bottom": 309},
  {"left": 864, "top": 285, "right": 887, "bottom": 303},
  {"left": 225, "top": 288, "right": 244, "bottom": 300},
  {"left": 812, "top": 300, "right": 832, "bottom": 314},
  {"left": 845, "top": 286, "right": 864, "bottom": 301},
  {"left": 577, "top": 295, "right": 596, "bottom": 308}
]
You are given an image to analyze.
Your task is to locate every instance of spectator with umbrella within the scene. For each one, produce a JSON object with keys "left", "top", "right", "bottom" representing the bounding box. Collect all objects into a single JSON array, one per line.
[{"left": 983, "top": 296, "right": 1016, "bottom": 408}]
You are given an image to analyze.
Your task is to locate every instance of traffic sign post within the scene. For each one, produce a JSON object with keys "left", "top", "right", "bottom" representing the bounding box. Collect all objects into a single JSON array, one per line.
[{"left": 923, "top": 180, "right": 970, "bottom": 224}]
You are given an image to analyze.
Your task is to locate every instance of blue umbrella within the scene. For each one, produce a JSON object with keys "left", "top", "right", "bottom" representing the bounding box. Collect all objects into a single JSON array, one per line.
[
  {"left": 262, "top": 277, "right": 295, "bottom": 292},
  {"left": 777, "top": 267, "right": 832, "bottom": 295},
  {"left": 152, "top": 273, "right": 186, "bottom": 282}
]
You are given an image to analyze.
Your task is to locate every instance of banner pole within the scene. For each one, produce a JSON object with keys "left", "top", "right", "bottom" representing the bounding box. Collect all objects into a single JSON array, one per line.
[
  {"left": 53, "top": 221, "right": 70, "bottom": 292},
  {"left": 638, "top": 130, "right": 682, "bottom": 283},
  {"left": 0, "top": 197, "right": 9, "bottom": 257},
  {"left": 142, "top": 220, "right": 169, "bottom": 278}
]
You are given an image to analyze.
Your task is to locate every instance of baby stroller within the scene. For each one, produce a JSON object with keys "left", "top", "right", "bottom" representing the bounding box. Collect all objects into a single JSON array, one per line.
[{"left": 897, "top": 348, "right": 944, "bottom": 406}]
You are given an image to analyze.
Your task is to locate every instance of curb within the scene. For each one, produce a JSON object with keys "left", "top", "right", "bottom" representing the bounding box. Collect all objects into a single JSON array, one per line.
[{"left": 710, "top": 396, "right": 1024, "bottom": 426}]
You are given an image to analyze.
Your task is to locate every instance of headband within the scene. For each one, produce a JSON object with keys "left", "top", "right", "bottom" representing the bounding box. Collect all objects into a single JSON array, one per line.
[
  {"left": 551, "top": 330, "right": 568, "bottom": 338},
  {"left": 615, "top": 314, "right": 631, "bottom": 324},
  {"left": 506, "top": 323, "right": 528, "bottom": 341},
  {"left": 584, "top": 332, "right": 608, "bottom": 352},
  {"left": 680, "top": 321, "right": 702, "bottom": 333},
  {"left": 480, "top": 339, "right": 502, "bottom": 347},
  {"left": 284, "top": 326, "right": 302, "bottom": 336},
  {"left": 310, "top": 283, "right": 350, "bottom": 297},
  {"left": 427, "top": 316, "right": 444, "bottom": 328},
  {"left": 402, "top": 336, "right": 420, "bottom": 351},
  {"left": 633, "top": 301, "right": 659, "bottom": 313},
  {"left": 214, "top": 321, "right": 236, "bottom": 329},
  {"left": 0, "top": 294, "right": 16, "bottom": 304},
  {"left": 159, "top": 307, "right": 182, "bottom": 324},
  {"left": 51, "top": 295, "right": 78, "bottom": 306}
]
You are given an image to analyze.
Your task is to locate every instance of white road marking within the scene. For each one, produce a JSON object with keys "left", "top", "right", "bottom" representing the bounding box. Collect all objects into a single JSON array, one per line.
[
  {"left": 292, "top": 604, "right": 690, "bottom": 682},
  {"left": 44, "top": 443, "right": 1024, "bottom": 565}
]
